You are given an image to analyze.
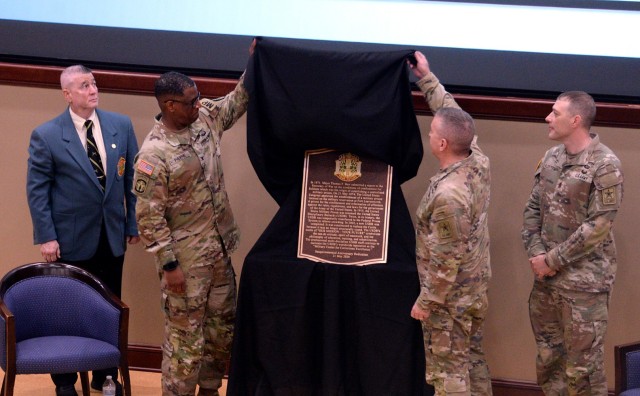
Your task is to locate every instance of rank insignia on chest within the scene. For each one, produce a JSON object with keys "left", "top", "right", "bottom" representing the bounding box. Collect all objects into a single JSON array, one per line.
[{"left": 602, "top": 187, "right": 617, "bottom": 205}]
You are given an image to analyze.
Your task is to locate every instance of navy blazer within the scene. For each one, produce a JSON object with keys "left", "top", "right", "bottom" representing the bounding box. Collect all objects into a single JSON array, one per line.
[{"left": 27, "top": 108, "right": 139, "bottom": 261}]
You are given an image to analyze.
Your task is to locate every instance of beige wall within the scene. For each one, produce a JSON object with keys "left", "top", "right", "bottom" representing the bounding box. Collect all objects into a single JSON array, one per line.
[{"left": 1, "top": 83, "right": 638, "bottom": 388}]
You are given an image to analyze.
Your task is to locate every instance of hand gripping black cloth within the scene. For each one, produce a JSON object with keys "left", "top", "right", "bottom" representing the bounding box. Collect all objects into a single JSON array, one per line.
[{"left": 228, "top": 38, "right": 433, "bottom": 396}]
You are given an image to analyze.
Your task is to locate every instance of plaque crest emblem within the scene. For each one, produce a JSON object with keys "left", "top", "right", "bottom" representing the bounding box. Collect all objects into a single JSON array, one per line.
[{"left": 334, "top": 153, "right": 362, "bottom": 182}]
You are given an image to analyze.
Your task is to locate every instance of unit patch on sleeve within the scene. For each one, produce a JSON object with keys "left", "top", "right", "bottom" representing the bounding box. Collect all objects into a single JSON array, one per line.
[
  {"left": 602, "top": 187, "right": 617, "bottom": 206},
  {"left": 437, "top": 219, "right": 454, "bottom": 239},
  {"left": 134, "top": 177, "right": 148, "bottom": 194}
]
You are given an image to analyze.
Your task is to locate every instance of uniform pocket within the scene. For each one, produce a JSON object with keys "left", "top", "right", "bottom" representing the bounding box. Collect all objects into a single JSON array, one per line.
[
  {"left": 443, "top": 376, "right": 468, "bottom": 393},
  {"left": 566, "top": 292, "right": 608, "bottom": 354},
  {"left": 428, "top": 311, "right": 454, "bottom": 356},
  {"left": 594, "top": 164, "right": 622, "bottom": 211}
]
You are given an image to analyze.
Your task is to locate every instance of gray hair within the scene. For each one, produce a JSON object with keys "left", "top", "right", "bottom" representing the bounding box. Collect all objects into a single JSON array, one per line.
[
  {"left": 434, "top": 107, "right": 475, "bottom": 156},
  {"left": 60, "top": 65, "right": 93, "bottom": 89}
]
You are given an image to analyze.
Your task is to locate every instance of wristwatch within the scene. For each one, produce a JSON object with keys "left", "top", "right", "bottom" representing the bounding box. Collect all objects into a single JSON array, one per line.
[{"left": 162, "top": 260, "right": 179, "bottom": 272}]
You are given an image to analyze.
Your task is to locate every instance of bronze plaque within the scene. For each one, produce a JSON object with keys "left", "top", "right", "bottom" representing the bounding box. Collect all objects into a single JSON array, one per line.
[{"left": 298, "top": 149, "right": 392, "bottom": 265}]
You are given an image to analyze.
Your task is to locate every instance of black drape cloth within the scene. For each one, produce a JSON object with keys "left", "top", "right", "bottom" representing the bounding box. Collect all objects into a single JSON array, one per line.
[
  {"left": 228, "top": 38, "right": 433, "bottom": 396},
  {"left": 245, "top": 38, "right": 423, "bottom": 206}
]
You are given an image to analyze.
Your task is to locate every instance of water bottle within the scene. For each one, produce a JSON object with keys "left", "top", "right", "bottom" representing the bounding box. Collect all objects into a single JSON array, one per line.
[{"left": 102, "top": 375, "right": 116, "bottom": 396}]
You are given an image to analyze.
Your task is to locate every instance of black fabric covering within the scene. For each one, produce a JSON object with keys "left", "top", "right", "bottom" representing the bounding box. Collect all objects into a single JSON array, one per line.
[
  {"left": 245, "top": 38, "right": 423, "bottom": 206},
  {"left": 228, "top": 38, "right": 433, "bottom": 396}
]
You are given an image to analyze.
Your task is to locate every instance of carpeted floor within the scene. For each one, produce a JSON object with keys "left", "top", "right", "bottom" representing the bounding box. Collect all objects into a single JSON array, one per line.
[{"left": 0, "top": 371, "right": 227, "bottom": 395}]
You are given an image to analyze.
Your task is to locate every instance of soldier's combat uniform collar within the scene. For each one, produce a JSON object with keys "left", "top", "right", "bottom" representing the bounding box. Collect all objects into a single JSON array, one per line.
[
  {"left": 154, "top": 115, "right": 193, "bottom": 146},
  {"left": 561, "top": 133, "right": 599, "bottom": 167},
  {"left": 436, "top": 143, "right": 479, "bottom": 176}
]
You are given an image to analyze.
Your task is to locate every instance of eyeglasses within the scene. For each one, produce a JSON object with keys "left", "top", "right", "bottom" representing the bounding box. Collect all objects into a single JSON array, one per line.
[{"left": 164, "top": 92, "right": 201, "bottom": 108}]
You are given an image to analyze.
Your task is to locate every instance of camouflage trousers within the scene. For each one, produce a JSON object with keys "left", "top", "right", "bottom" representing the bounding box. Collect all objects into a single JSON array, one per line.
[
  {"left": 529, "top": 282, "right": 609, "bottom": 396},
  {"left": 160, "top": 257, "right": 237, "bottom": 396},
  {"left": 421, "top": 293, "right": 492, "bottom": 396}
]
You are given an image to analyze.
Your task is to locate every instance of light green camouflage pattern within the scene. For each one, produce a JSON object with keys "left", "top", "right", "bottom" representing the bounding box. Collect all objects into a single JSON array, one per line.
[
  {"left": 423, "top": 294, "right": 492, "bottom": 396},
  {"left": 522, "top": 134, "right": 623, "bottom": 292},
  {"left": 161, "top": 258, "right": 236, "bottom": 396},
  {"left": 529, "top": 283, "right": 609, "bottom": 396},
  {"left": 416, "top": 73, "right": 459, "bottom": 111},
  {"left": 133, "top": 76, "right": 248, "bottom": 395},
  {"left": 415, "top": 73, "right": 492, "bottom": 396},
  {"left": 522, "top": 127, "right": 622, "bottom": 395},
  {"left": 133, "top": 75, "right": 249, "bottom": 268}
]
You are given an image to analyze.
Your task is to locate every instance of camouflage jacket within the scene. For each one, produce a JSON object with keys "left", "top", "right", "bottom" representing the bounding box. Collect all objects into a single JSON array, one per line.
[
  {"left": 133, "top": 76, "right": 249, "bottom": 268},
  {"left": 522, "top": 134, "right": 623, "bottom": 292},
  {"left": 415, "top": 73, "right": 492, "bottom": 311}
]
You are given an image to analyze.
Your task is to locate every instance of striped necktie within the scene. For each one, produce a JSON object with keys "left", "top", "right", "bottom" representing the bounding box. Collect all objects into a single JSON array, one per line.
[{"left": 85, "top": 119, "right": 105, "bottom": 190}]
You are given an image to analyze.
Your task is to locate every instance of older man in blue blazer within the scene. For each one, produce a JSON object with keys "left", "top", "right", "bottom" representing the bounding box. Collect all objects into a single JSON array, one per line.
[{"left": 26, "top": 65, "right": 139, "bottom": 396}]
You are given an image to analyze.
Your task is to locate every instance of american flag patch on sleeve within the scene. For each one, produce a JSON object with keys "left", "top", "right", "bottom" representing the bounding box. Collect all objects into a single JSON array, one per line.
[{"left": 137, "top": 160, "right": 155, "bottom": 176}]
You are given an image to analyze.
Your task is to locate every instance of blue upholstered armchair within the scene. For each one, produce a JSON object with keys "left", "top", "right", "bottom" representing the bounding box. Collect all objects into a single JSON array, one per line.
[
  {"left": 615, "top": 340, "right": 640, "bottom": 395},
  {"left": 0, "top": 262, "right": 131, "bottom": 396}
]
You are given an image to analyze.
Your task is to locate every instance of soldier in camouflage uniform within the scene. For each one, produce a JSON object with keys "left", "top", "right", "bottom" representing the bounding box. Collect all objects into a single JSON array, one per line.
[
  {"left": 522, "top": 91, "right": 623, "bottom": 395},
  {"left": 409, "top": 51, "right": 493, "bottom": 396},
  {"left": 133, "top": 41, "right": 254, "bottom": 396}
]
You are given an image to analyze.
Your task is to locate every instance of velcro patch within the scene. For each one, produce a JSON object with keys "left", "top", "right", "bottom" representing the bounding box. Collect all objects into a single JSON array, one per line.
[
  {"left": 602, "top": 187, "right": 617, "bottom": 205},
  {"left": 137, "top": 159, "right": 155, "bottom": 176},
  {"left": 436, "top": 218, "right": 458, "bottom": 242},
  {"left": 199, "top": 98, "right": 221, "bottom": 119},
  {"left": 134, "top": 176, "right": 149, "bottom": 194},
  {"left": 598, "top": 171, "right": 620, "bottom": 189},
  {"left": 199, "top": 98, "right": 216, "bottom": 111}
]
